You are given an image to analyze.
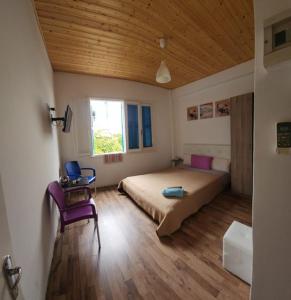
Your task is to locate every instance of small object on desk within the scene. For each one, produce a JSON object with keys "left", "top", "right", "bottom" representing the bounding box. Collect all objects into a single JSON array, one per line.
[
  {"left": 64, "top": 161, "right": 96, "bottom": 194},
  {"left": 59, "top": 176, "right": 69, "bottom": 186},
  {"left": 78, "top": 176, "right": 89, "bottom": 185},
  {"left": 171, "top": 157, "right": 184, "bottom": 167},
  {"left": 60, "top": 177, "right": 82, "bottom": 188}
]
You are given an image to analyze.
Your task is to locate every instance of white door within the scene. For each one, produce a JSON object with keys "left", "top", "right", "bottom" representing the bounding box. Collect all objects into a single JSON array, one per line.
[{"left": 0, "top": 176, "right": 23, "bottom": 300}]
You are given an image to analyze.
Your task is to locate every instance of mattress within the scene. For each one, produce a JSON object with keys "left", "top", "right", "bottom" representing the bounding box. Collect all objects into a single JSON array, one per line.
[{"left": 118, "top": 167, "right": 229, "bottom": 236}]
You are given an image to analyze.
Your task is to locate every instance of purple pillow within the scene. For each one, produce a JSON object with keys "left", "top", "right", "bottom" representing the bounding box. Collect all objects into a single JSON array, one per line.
[{"left": 191, "top": 154, "right": 213, "bottom": 170}]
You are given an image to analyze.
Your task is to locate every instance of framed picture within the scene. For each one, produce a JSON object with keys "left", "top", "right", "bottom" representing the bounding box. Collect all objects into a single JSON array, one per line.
[
  {"left": 200, "top": 102, "right": 213, "bottom": 119},
  {"left": 215, "top": 99, "right": 230, "bottom": 117},
  {"left": 187, "top": 105, "right": 198, "bottom": 121}
]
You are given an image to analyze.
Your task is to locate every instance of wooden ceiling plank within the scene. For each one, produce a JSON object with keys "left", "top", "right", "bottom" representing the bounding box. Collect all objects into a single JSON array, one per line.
[
  {"left": 47, "top": 42, "right": 158, "bottom": 65},
  {"left": 52, "top": 61, "right": 185, "bottom": 87},
  {"left": 36, "top": 0, "right": 161, "bottom": 41},
  {"left": 215, "top": 0, "right": 254, "bottom": 43},
  {"left": 222, "top": 0, "right": 254, "bottom": 47},
  {"left": 196, "top": 0, "right": 253, "bottom": 56},
  {"left": 98, "top": 0, "right": 239, "bottom": 67},
  {"left": 49, "top": 52, "right": 160, "bottom": 75},
  {"left": 145, "top": 0, "right": 244, "bottom": 61},
  {"left": 35, "top": 2, "right": 159, "bottom": 48},
  {"left": 48, "top": 47, "right": 199, "bottom": 82},
  {"left": 52, "top": 59, "right": 154, "bottom": 76},
  {"left": 43, "top": 32, "right": 205, "bottom": 81},
  {"left": 34, "top": 0, "right": 254, "bottom": 88},
  {"left": 47, "top": 42, "right": 180, "bottom": 73},
  {"left": 39, "top": 19, "right": 212, "bottom": 76},
  {"left": 43, "top": 33, "right": 205, "bottom": 76},
  {"left": 53, "top": 64, "right": 177, "bottom": 88},
  {"left": 180, "top": 0, "right": 252, "bottom": 60},
  {"left": 36, "top": 2, "right": 229, "bottom": 71},
  {"left": 120, "top": 0, "right": 239, "bottom": 65},
  {"left": 37, "top": 19, "right": 220, "bottom": 76}
]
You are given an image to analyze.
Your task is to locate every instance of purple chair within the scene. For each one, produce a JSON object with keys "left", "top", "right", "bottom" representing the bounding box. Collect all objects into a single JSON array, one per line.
[{"left": 47, "top": 181, "right": 101, "bottom": 248}]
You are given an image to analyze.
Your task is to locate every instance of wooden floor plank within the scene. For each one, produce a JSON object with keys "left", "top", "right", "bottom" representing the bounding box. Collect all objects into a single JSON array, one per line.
[{"left": 46, "top": 188, "right": 251, "bottom": 300}]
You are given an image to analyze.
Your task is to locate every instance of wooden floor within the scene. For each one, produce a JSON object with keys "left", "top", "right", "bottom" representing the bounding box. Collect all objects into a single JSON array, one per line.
[{"left": 46, "top": 187, "right": 252, "bottom": 300}]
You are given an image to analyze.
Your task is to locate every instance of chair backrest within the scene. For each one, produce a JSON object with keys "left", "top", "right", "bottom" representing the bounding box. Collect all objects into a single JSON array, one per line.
[
  {"left": 65, "top": 161, "right": 81, "bottom": 179},
  {"left": 47, "top": 181, "right": 66, "bottom": 211}
]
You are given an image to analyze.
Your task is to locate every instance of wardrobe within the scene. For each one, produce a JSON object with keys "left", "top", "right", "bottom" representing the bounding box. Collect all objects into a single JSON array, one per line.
[{"left": 230, "top": 92, "right": 254, "bottom": 197}]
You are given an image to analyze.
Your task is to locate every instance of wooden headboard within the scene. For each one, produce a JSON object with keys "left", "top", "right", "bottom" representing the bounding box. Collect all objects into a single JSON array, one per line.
[{"left": 183, "top": 143, "right": 231, "bottom": 164}]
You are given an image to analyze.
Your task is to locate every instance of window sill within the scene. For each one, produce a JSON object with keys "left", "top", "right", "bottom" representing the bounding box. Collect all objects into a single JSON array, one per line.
[
  {"left": 90, "top": 147, "right": 157, "bottom": 158},
  {"left": 91, "top": 152, "right": 125, "bottom": 158},
  {"left": 126, "top": 147, "right": 157, "bottom": 154}
]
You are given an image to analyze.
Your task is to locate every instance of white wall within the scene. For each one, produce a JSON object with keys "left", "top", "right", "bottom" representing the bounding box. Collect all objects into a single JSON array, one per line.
[
  {"left": 0, "top": 175, "right": 17, "bottom": 299},
  {"left": 172, "top": 60, "right": 254, "bottom": 158},
  {"left": 252, "top": 1, "right": 291, "bottom": 299},
  {"left": 0, "top": 1, "right": 59, "bottom": 299},
  {"left": 54, "top": 72, "right": 172, "bottom": 187}
]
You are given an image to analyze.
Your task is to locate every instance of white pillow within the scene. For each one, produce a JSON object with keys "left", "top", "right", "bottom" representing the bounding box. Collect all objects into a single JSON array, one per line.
[{"left": 212, "top": 157, "right": 230, "bottom": 173}]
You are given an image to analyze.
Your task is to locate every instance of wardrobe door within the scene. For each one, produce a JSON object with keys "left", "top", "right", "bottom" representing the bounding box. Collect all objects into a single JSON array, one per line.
[{"left": 230, "top": 93, "right": 253, "bottom": 197}]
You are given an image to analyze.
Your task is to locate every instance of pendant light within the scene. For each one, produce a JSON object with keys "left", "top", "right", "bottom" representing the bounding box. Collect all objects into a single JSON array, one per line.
[{"left": 156, "top": 38, "right": 171, "bottom": 84}]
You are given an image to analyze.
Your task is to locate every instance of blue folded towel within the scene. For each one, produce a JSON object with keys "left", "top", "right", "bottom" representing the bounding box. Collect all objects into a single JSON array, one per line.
[{"left": 162, "top": 187, "right": 184, "bottom": 198}]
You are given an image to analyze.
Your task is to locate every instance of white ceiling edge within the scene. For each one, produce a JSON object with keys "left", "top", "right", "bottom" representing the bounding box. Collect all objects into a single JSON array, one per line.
[{"left": 172, "top": 59, "right": 254, "bottom": 98}]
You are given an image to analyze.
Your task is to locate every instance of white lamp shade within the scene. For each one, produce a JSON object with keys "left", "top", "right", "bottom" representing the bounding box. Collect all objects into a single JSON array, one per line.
[{"left": 156, "top": 60, "right": 171, "bottom": 83}]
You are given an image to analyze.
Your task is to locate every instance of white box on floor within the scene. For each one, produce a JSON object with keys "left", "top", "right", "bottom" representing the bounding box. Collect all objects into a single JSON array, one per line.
[{"left": 223, "top": 221, "right": 253, "bottom": 284}]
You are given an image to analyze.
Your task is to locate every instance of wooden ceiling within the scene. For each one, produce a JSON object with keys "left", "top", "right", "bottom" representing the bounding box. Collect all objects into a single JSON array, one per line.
[{"left": 34, "top": 0, "right": 254, "bottom": 89}]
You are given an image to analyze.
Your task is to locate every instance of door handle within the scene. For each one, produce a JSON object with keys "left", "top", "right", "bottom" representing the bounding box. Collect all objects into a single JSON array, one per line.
[{"left": 2, "top": 255, "right": 22, "bottom": 298}]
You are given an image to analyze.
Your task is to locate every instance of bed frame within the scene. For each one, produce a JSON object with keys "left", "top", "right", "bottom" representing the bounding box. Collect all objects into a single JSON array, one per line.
[{"left": 183, "top": 143, "right": 231, "bottom": 164}]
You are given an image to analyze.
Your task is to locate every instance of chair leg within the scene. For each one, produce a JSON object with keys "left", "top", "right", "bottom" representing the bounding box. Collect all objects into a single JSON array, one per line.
[
  {"left": 94, "top": 181, "right": 97, "bottom": 196},
  {"left": 60, "top": 223, "right": 65, "bottom": 234},
  {"left": 60, "top": 232, "right": 64, "bottom": 247},
  {"left": 95, "top": 217, "right": 101, "bottom": 249}
]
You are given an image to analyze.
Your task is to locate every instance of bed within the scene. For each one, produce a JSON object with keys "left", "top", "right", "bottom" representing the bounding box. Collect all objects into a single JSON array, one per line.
[{"left": 118, "top": 163, "right": 230, "bottom": 237}]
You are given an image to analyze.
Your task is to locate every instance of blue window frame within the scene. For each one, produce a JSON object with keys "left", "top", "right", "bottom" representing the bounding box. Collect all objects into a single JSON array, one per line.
[
  {"left": 142, "top": 106, "right": 152, "bottom": 148},
  {"left": 127, "top": 103, "right": 153, "bottom": 151},
  {"left": 127, "top": 104, "right": 139, "bottom": 150}
]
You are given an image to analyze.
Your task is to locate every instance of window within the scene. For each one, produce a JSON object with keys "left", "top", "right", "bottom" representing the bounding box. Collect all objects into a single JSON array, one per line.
[
  {"left": 90, "top": 99, "right": 153, "bottom": 155},
  {"left": 126, "top": 104, "right": 153, "bottom": 150},
  {"left": 142, "top": 105, "right": 153, "bottom": 148},
  {"left": 90, "top": 99, "right": 125, "bottom": 155},
  {"left": 127, "top": 104, "right": 139, "bottom": 150}
]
